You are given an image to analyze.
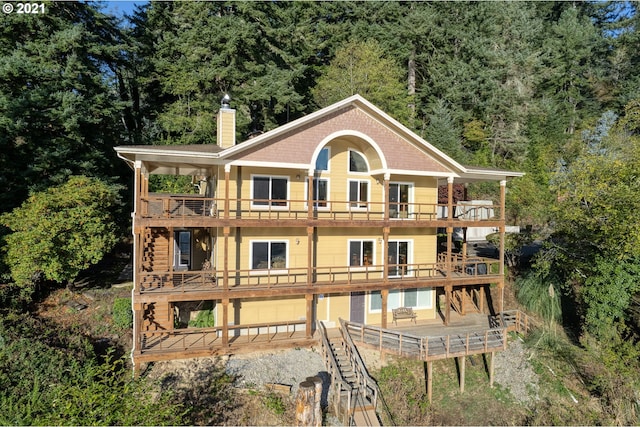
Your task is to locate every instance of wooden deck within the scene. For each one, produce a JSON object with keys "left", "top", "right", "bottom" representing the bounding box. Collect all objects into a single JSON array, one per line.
[{"left": 343, "top": 311, "right": 529, "bottom": 362}]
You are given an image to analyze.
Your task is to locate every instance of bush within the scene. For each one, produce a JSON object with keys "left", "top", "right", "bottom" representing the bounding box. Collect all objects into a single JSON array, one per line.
[
  {"left": 1, "top": 176, "right": 122, "bottom": 299},
  {"left": 112, "top": 298, "right": 132, "bottom": 329}
]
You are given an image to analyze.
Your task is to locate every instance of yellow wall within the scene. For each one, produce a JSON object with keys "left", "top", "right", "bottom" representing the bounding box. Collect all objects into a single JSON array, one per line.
[{"left": 212, "top": 137, "right": 440, "bottom": 326}]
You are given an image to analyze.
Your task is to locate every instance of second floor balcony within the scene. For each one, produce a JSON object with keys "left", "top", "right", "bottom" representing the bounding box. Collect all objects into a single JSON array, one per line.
[
  {"left": 139, "top": 194, "right": 500, "bottom": 225},
  {"left": 137, "top": 255, "right": 500, "bottom": 297}
]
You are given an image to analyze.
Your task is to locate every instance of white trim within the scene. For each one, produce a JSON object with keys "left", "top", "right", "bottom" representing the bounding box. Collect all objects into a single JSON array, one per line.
[
  {"left": 347, "top": 148, "right": 371, "bottom": 174},
  {"left": 249, "top": 239, "right": 289, "bottom": 272},
  {"left": 388, "top": 181, "right": 414, "bottom": 220},
  {"left": 250, "top": 174, "right": 290, "bottom": 209},
  {"left": 228, "top": 160, "right": 311, "bottom": 170},
  {"left": 314, "top": 146, "right": 331, "bottom": 172},
  {"left": 347, "top": 178, "right": 370, "bottom": 210},
  {"left": 311, "top": 129, "right": 389, "bottom": 171},
  {"left": 347, "top": 239, "right": 376, "bottom": 268},
  {"left": 387, "top": 239, "right": 413, "bottom": 278}
]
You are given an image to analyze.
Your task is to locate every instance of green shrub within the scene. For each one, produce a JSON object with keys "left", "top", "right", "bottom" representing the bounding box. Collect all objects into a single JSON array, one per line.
[
  {"left": 0, "top": 176, "right": 122, "bottom": 298},
  {"left": 112, "top": 298, "right": 132, "bottom": 329}
]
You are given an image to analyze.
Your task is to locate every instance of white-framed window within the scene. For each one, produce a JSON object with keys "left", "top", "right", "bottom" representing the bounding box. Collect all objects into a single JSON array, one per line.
[
  {"left": 348, "top": 179, "right": 369, "bottom": 209},
  {"left": 250, "top": 241, "right": 288, "bottom": 271},
  {"left": 389, "top": 182, "right": 412, "bottom": 218},
  {"left": 306, "top": 177, "right": 329, "bottom": 209},
  {"left": 174, "top": 230, "right": 191, "bottom": 270},
  {"left": 316, "top": 147, "right": 330, "bottom": 171},
  {"left": 251, "top": 175, "right": 288, "bottom": 207},
  {"left": 349, "top": 240, "right": 374, "bottom": 267},
  {"left": 369, "top": 288, "right": 432, "bottom": 312},
  {"left": 388, "top": 240, "right": 410, "bottom": 277},
  {"left": 348, "top": 149, "right": 369, "bottom": 173}
]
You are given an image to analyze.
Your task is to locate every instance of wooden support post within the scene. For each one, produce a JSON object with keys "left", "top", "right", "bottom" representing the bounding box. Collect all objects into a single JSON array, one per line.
[
  {"left": 305, "top": 294, "right": 313, "bottom": 338},
  {"left": 307, "top": 226, "right": 313, "bottom": 285},
  {"left": 383, "top": 226, "right": 390, "bottom": 285},
  {"left": 223, "top": 227, "right": 230, "bottom": 290},
  {"left": 489, "top": 351, "right": 495, "bottom": 387},
  {"left": 459, "top": 356, "right": 466, "bottom": 393},
  {"left": 381, "top": 289, "right": 389, "bottom": 329},
  {"left": 384, "top": 173, "right": 390, "bottom": 221},
  {"left": 444, "top": 286, "right": 451, "bottom": 326},
  {"left": 307, "top": 170, "right": 314, "bottom": 219},
  {"left": 224, "top": 165, "right": 230, "bottom": 219},
  {"left": 425, "top": 361, "right": 433, "bottom": 404},
  {"left": 222, "top": 298, "right": 229, "bottom": 346}
]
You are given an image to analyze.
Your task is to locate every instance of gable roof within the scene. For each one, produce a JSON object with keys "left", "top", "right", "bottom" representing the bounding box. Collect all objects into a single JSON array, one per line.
[{"left": 115, "top": 94, "right": 524, "bottom": 182}]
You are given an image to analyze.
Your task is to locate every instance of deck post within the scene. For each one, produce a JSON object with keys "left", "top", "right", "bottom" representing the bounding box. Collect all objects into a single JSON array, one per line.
[
  {"left": 307, "top": 169, "right": 314, "bottom": 219},
  {"left": 306, "top": 226, "right": 313, "bottom": 285},
  {"left": 384, "top": 173, "right": 390, "bottom": 221},
  {"left": 224, "top": 164, "right": 230, "bottom": 219},
  {"left": 222, "top": 298, "right": 229, "bottom": 346},
  {"left": 459, "top": 356, "right": 466, "bottom": 393},
  {"left": 425, "top": 361, "right": 433, "bottom": 404},
  {"left": 381, "top": 289, "right": 388, "bottom": 329},
  {"left": 223, "top": 226, "right": 230, "bottom": 290},
  {"left": 444, "top": 286, "right": 451, "bottom": 326},
  {"left": 305, "top": 294, "right": 313, "bottom": 338},
  {"left": 489, "top": 351, "right": 495, "bottom": 387}
]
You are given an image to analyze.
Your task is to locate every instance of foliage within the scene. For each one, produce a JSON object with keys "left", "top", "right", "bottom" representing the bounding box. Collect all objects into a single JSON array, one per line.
[
  {"left": 0, "top": 1, "right": 129, "bottom": 213},
  {"left": 263, "top": 392, "right": 286, "bottom": 415},
  {"left": 312, "top": 39, "right": 412, "bottom": 125},
  {"left": 376, "top": 359, "right": 430, "bottom": 425},
  {"left": 112, "top": 297, "right": 133, "bottom": 330},
  {"left": 188, "top": 302, "right": 215, "bottom": 328},
  {"left": 0, "top": 312, "right": 184, "bottom": 426},
  {"left": 1, "top": 176, "right": 122, "bottom": 296}
]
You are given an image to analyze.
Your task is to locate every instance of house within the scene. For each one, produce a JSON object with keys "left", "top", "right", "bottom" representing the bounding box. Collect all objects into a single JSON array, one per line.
[{"left": 115, "top": 95, "right": 523, "bottom": 371}]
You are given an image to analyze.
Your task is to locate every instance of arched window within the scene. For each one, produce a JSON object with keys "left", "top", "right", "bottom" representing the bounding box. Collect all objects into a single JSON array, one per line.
[{"left": 349, "top": 150, "right": 368, "bottom": 173}]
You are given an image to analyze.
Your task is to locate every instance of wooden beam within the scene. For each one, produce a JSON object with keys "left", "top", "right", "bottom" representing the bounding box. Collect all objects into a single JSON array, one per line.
[
  {"left": 381, "top": 289, "right": 389, "bottom": 329},
  {"left": 489, "top": 352, "right": 495, "bottom": 387},
  {"left": 425, "top": 361, "right": 433, "bottom": 404},
  {"left": 459, "top": 356, "right": 466, "bottom": 393},
  {"left": 222, "top": 298, "right": 229, "bottom": 346},
  {"left": 305, "top": 294, "right": 313, "bottom": 338}
]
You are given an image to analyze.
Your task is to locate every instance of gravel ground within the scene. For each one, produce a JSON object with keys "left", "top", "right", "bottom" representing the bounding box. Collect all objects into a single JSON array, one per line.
[
  {"left": 493, "top": 336, "right": 540, "bottom": 404},
  {"left": 225, "top": 347, "right": 327, "bottom": 396}
]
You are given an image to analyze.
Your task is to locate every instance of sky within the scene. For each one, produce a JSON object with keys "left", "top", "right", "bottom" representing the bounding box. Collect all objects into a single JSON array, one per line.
[{"left": 102, "top": 0, "right": 148, "bottom": 18}]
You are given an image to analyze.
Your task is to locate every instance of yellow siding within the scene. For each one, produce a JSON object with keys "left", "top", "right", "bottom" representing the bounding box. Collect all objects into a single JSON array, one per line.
[{"left": 212, "top": 136, "right": 440, "bottom": 327}]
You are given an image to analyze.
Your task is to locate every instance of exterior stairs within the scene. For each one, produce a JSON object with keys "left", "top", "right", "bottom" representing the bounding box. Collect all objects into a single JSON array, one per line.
[
  {"left": 142, "top": 228, "right": 169, "bottom": 272},
  {"left": 327, "top": 336, "right": 381, "bottom": 426}
]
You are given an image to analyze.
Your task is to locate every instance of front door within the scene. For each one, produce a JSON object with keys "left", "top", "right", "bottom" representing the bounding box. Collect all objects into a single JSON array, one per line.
[{"left": 350, "top": 291, "right": 365, "bottom": 323}]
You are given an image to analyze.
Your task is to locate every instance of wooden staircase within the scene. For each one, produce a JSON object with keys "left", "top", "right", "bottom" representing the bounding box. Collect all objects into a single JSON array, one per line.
[
  {"left": 318, "top": 322, "right": 384, "bottom": 426},
  {"left": 142, "top": 228, "right": 170, "bottom": 272}
]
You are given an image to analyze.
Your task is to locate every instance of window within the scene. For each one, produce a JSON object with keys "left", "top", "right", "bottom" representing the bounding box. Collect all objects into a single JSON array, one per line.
[
  {"left": 307, "top": 178, "right": 328, "bottom": 208},
  {"left": 349, "top": 150, "right": 368, "bottom": 173},
  {"left": 349, "top": 240, "right": 374, "bottom": 267},
  {"left": 348, "top": 180, "right": 369, "bottom": 209},
  {"left": 388, "top": 241, "right": 409, "bottom": 277},
  {"left": 404, "top": 288, "right": 432, "bottom": 309},
  {"left": 251, "top": 241, "right": 287, "bottom": 270},
  {"left": 316, "top": 147, "right": 330, "bottom": 171},
  {"left": 174, "top": 231, "right": 191, "bottom": 270},
  {"left": 389, "top": 183, "right": 411, "bottom": 218},
  {"left": 369, "top": 288, "right": 432, "bottom": 312},
  {"left": 252, "top": 176, "right": 288, "bottom": 207}
]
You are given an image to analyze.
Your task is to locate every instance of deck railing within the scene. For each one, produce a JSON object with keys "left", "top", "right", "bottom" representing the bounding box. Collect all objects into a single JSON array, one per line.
[
  {"left": 138, "top": 258, "right": 501, "bottom": 294},
  {"left": 342, "top": 319, "right": 508, "bottom": 361},
  {"left": 140, "top": 194, "right": 499, "bottom": 222},
  {"left": 140, "top": 319, "right": 307, "bottom": 353},
  {"left": 317, "top": 321, "right": 357, "bottom": 426}
]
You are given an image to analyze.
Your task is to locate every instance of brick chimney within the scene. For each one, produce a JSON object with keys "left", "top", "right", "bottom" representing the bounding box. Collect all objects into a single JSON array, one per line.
[{"left": 216, "top": 94, "right": 235, "bottom": 148}]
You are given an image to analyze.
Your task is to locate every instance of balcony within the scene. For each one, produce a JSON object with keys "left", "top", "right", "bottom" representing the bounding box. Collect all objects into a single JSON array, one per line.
[
  {"left": 137, "top": 257, "right": 500, "bottom": 298},
  {"left": 139, "top": 194, "right": 500, "bottom": 224}
]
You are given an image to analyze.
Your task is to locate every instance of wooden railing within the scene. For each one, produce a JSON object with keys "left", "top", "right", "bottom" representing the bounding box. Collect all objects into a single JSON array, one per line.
[
  {"left": 342, "top": 319, "right": 509, "bottom": 361},
  {"left": 140, "top": 319, "right": 307, "bottom": 353},
  {"left": 140, "top": 194, "right": 500, "bottom": 222},
  {"left": 317, "top": 321, "right": 357, "bottom": 426},
  {"left": 137, "top": 258, "right": 501, "bottom": 294}
]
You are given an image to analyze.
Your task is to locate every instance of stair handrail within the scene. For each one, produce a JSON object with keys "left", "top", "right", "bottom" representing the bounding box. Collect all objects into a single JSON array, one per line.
[
  {"left": 339, "top": 318, "right": 395, "bottom": 426},
  {"left": 317, "top": 321, "right": 357, "bottom": 426}
]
